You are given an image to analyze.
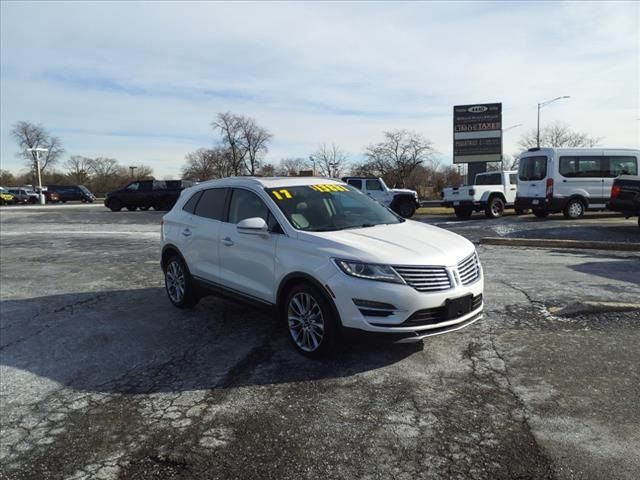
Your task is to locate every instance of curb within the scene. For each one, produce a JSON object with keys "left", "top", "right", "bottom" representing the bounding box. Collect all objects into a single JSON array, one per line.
[{"left": 479, "top": 237, "right": 640, "bottom": 252}]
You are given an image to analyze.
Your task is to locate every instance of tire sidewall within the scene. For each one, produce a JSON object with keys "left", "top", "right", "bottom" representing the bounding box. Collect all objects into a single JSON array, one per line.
[
  {"left": 564, "top": 199, "right": 585, "bottom": 219},
  {"left": 283, "top": 283, "right": 338, "bottom": 358},
  {"left": 164, "top": 256, "right": 196, "bottom": 308},
  {"left": 486, "top": 197, "right": 505, "bottom": 218}
]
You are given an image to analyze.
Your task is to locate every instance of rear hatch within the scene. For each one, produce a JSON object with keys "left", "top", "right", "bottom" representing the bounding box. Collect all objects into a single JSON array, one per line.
[{"left": 517, "top": 153, "right": 550, "bottom": 199}]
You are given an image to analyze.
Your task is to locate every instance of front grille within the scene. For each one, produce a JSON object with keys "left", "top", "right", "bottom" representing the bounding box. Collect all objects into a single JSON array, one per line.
[
  {"left": 393, "top": 265, "right": 452, "bottom": 292},
  {"left": 457, "top": 253, "right": 480, "bottom": 286},
  {"left": 398, "top": 294, "right": 483, "bottom": 328}
]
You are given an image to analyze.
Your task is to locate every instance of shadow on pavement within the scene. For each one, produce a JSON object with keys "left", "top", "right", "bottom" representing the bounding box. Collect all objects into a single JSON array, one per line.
[
  {"left": 0, "top": 288, "right": 421, "bottom": 394},
  {"left": 569, "top": 258, "right": 640, "bottom": 284}
]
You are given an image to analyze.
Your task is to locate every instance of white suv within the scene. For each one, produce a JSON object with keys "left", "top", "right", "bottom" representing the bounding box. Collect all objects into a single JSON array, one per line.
[{"left": 161, "top": 177, "right": 483, "bottom": 357}]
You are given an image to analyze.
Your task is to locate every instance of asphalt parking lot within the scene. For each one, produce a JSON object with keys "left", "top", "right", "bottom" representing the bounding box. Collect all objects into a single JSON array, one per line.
[{"left": 1, "top": 204, "right": 639, "bottom": 480}]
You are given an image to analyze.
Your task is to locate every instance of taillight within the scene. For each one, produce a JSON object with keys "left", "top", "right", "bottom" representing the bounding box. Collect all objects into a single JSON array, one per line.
[
  {"left": 611, "top": 184, "right": 621, "bottom": 199},
  {"left": 546, "top": 178, "right": 554, "bottom": 199}
]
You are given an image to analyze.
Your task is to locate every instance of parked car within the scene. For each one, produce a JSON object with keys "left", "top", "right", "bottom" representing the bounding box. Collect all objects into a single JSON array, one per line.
[
  {"left": 442, "top": 171, "right": 520, "bottom": 219},
  {"left": 46, "top": 185, "right": 96, "bottom": 203},
  {"left": 341, "top": 176, "right": 420, "bottom": 218},
  {"left": 33, "top": 187, "right": 60, "bottom": 203},
  {"left": 7, "top": 188, "right": 37, "bottom": 204},
  {"left": 0, "top": 187, "right": 15, "bottom": 205},
  {"left": 515, "top": 147, "right": 640, "bottom": 219},
  {"left": 607, "top": 175, "right": 640, "bottom": 228},
  {"left": 160, "top": 177, "right": 483, "bottom": 357},
  {"left": 105, "top": 180, "right": 193, "bottom": 212}
]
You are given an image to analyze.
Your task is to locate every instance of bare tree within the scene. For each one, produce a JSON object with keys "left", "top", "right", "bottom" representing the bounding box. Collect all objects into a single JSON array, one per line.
[
  {"left": 310, "top": 143, "right": 348, "bottom": 178},
  {"left": 182, "top": 147, "right": 233, "bottom": 181},
  {"left": 64, "top": 156, "right": 92, "bottom": 185},
  {"left": 212, "top": 112, "right": 248, "bottom": 176},
  {"left": 239, "top": 117, "right": 273, "bottom": 175},
  {"left": 364, "top": 129, "right": 436, "bottom": 187},
  {"left": 517, "top": 121, "right": 601, "bottom": 150},
  {"left": 131, "top": 164, "right": 154, "bottom": 180},
  {"left": 0, "top": 169, "right": 16, "bottom": 186},
  {"left": 11, "top": 121, "right": 65, "bottom": 174},
  {"left": 278, "top": 157, "right": 309, "bottom": 176},
  {"left": 258, "top": 163, "right": 276, "bottom": 177}
]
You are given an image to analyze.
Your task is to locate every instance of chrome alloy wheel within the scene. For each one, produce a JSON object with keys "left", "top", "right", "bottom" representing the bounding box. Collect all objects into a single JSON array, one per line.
[
  {"left": 288, "top": 292, "right": 325, "bottom": 352},
  {"left": 166, "top": 260, "right": 186, "bottom": 304},
  {"left": 567, "top": 200, "right": 583, "bottom": 218}
]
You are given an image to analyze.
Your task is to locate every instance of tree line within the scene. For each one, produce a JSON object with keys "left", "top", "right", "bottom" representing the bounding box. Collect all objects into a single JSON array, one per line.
[
  {"left": 3, "top": 117, "right": 602, "bottom": 198},
  {"left": 3, "top": 121, "right": 153, "bottom": 195}
]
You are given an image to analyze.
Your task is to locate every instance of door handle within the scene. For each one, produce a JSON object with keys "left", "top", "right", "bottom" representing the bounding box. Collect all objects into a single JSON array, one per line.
[
  {"left": 222, "top": 237, "right": 234, "bottom": 246},
  {"left": 182, "top": 228, "right": 192, "bottom": 237}
]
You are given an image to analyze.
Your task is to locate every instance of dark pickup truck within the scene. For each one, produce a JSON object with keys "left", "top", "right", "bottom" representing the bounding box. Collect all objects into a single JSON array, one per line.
[
  {"left": 607, "top": 175, "right": 640, "bottom": 228},
  {"left": 105, "top": 180, "right": 193, "bottom": 212}
]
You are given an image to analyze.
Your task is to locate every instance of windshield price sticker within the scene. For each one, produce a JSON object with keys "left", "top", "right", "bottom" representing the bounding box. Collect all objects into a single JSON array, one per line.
[
  {"left": 310, "top": 184, "right": 349, "bottom": 193},
  {"left": 270, "top": 189, "right": 293, "bottom": 200}
]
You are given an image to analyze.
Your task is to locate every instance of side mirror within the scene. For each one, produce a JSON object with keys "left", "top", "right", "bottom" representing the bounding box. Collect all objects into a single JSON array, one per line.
[{"left": 237, "top": 217, "right": 269, "bottom": 236}]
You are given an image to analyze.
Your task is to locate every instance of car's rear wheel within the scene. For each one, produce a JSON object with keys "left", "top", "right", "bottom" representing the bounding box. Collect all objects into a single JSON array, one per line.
[
  {"left": 454, "top": 206, "right": 473, "bottom": 219},
  {"left": 514, "top": 207, "right": 526, "bottom": 215},
  {"left": 563, "top": 198, "right": 585, "bottom": 219},
  {"left": 164, "top": 256, "right": 199, "bottom": 308},
  {"left": 485, "top": 196, "right": 505, "bottom": 219},
  {"left": 140, "top": 206, "right": 150, "bottom": 211},
  {"left": 126, "top": 206, "right": 137, "bottom": 211},
  {"left": 533, "top": 209, "right": 549, "bottom": 218},
  {"left": 284, "top": 283, "right": 337, "bottom": 358}
]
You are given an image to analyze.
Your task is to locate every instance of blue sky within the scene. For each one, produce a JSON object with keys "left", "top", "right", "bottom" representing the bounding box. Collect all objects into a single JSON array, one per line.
[{"left": 1, "top": 1, "right": 638, "bottom": 178}]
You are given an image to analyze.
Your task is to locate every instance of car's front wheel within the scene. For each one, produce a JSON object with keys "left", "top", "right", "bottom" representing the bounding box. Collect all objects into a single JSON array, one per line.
[
  {"left": 164, "top": 256, "right": 199, "bottom": 308},
  {"left": 395, "top": 200, "right": 416, "bottom": 218},
  {"left": 284, "top": 283, "right": 337, "bottom": 358}
]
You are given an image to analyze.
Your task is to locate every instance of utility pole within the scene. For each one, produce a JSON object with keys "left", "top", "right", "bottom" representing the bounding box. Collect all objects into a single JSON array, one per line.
[
  {"left": 129, "top": 166, "right": 137, "bottom": 178},
  {"left": 26, "top": 147, "right": 48, "bottom": 204}
]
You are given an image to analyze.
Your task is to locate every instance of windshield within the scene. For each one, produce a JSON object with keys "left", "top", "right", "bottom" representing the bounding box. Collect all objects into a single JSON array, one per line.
[
  {"left": 265, "top": 184, "right": 403, "bottom": 232},
  {"left": 519, "top": 155, "right": 548, "bottom": 181}
]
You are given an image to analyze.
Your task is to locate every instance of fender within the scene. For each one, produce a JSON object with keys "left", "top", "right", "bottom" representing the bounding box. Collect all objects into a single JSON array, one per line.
[
  {"left": 390, "top": 193, "right": 418, "bottom": 209},
  {"left": 276, "top": 271, "right": 342, "bottom": 324}
]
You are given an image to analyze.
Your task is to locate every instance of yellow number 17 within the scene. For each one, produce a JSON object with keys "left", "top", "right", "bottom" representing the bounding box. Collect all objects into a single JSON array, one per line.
[{"left": 272, "top": 189, "right": 293, "bottom": 200}]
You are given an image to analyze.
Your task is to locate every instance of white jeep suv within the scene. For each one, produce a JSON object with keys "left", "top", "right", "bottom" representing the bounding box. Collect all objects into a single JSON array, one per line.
[{"left": 161, "top": 177, "right": 483, "bottom": 357}]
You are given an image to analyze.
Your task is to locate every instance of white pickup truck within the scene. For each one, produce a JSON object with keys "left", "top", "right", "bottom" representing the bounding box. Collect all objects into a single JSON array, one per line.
[
  {"left": 342, "top": 176, "right": 420, "bottom": 218},
  {"left": 442, "top": 171, "right": 520, "bottom": 219}
]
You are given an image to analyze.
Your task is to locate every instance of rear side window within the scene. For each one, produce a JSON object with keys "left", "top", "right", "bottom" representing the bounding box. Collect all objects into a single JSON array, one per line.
[
  {"left": 153, "top": 181, "right": 167, "bottom": 190},
  {"left": 182, "top": 191, "right": 203, "bottom": 214},
  {"left": 347, "top": 179, "right": 362, "bottom": 190},
  {"left": 607, "top": 156, "right": 637, "bottom": 176},
  {"left": 366, "top": 179, "right": 382, "bottom": 191},
  {"left": 475, "top": 173, "right": 501, "bottom": 185},
  {"left": 194, "top": 188, "right": 227, "bottom": 220},
  {"left": 559, "top": 156, "right": 603, "bottom": 178},
  {"left": 519, "top": 156, "right": 547, "bottom": 181}
]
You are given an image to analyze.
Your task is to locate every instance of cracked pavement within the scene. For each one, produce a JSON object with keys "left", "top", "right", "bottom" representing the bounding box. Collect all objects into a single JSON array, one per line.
[{"left": 1, "top": 205, "right": 639, "bottom": 479}]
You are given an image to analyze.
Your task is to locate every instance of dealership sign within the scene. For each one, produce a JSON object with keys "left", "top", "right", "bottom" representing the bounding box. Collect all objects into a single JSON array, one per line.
[{"left": 453, "top": 103, "right": 502, "bottom": 163}]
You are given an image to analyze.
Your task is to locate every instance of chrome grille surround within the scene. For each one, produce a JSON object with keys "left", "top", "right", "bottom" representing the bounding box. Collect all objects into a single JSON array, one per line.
[
  {"left": 457, "top": 252, "right": 481, "bottom": 286},
  {"left": 392, "top": 265, "right": 452, "bottom": 292}
]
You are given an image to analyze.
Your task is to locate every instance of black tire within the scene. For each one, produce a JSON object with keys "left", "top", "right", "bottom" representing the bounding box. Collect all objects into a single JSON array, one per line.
[
  {"left": 283, "top": 282, "right": 338, "bottom": 358},
  {"left": 454, "top": 206, "right": 473, "bottom": 219},
  {"left": 563, "top": 198, "right": 585, "bottom": 219},
  {"left": 162, "top": 198, "right": 175, "bottom": 211},
  {"left": 533, "top": 209, "right": 549, "bottom": 218},
  {"left": 485, "top": 196, "right": 505, "bottom": 219},
  {"left": 164, "top": 256, "right": 199, "bottom": 308},
  {"left": 126, "top": 206, "right": 137, "bottom": 212},
  {"left": 140, "top": 206, "right": 150, "bottom": 211},
  {"left": 395, "top": 200, "right": 416, "bottom": 218},
  {"left": 108, "top": 198, "right": 122, "bottom": 212},
  {"left": 514, "top": 207, "right": 526, "bottom": 215}
]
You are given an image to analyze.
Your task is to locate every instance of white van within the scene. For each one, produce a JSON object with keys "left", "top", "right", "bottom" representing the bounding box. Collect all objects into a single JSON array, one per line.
[{"left": 515, "top": 147, "right": 640, "bottom": 218}]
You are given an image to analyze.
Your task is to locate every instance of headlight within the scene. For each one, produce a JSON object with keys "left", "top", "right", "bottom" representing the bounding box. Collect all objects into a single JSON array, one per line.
[{"left": 333, "top": 259, "right": 404, "bottom": 284}]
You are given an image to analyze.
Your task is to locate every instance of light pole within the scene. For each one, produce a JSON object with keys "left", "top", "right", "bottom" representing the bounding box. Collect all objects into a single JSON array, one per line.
[
  {"left": 26, "top": 147, "right": 48, "bottom": 204},
  {"left": 129, "top": 166, "right": 137, "bottom": 178},
  {"left": 537, "top": 96, "right": 570, "bottom": 148},
  {"left": 308, "top": 155, "right": 316, "bottom": 176},
  {"left": 501, "top": 124, "right": 522, "bottom": 169}
]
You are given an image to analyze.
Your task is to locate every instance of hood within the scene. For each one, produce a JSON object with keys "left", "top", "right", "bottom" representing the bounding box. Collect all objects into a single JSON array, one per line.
[
  {"left": 390, "top": 188, "right": 417, "bottom": 196},
  {"left": 299, "top": 220, "right": 475, "bottom": 267}
]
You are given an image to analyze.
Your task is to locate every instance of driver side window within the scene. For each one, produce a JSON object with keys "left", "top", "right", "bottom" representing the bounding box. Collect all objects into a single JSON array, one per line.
[
  {"left": 127, "top": 182, "right": 139, "bottom": 191},
  {"left": 228, "top": 189, "right": 280, "bottom": 232}
]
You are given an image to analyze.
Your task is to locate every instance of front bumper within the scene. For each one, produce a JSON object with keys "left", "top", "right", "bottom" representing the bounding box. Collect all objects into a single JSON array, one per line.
[{"left": 326, "top": 269, "right": 484, "bottom": 340}]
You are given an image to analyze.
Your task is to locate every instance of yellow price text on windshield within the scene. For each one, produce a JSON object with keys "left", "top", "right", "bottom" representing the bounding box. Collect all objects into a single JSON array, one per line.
[
  {"left": 310, "top": 184, "right": 349, "bottom": 192},
  {"left": 271, "top": 189, "right": 293, "bottom": 200}
]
